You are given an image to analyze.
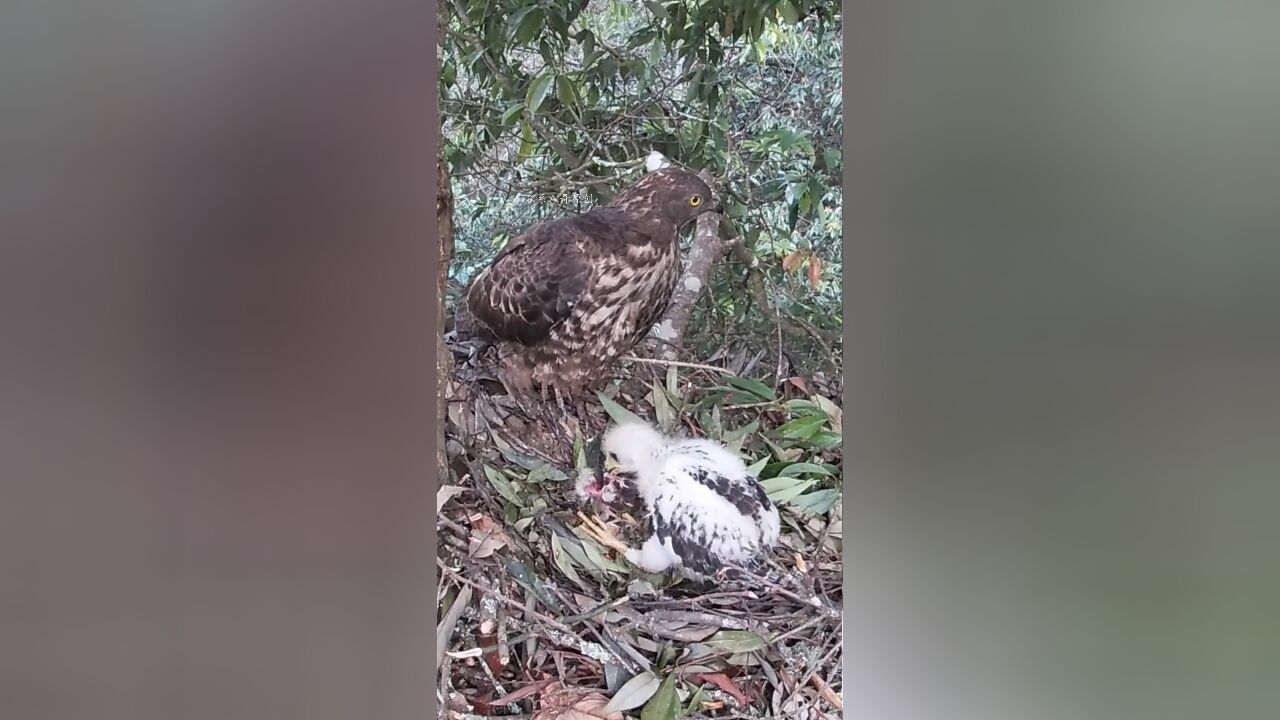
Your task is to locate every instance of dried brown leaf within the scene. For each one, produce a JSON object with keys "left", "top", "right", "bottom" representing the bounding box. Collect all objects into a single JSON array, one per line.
[
  {"left": 437, "top": 484, "right": 468, "bottom": 513},
  {"left": 807, "top": 255, "right": 822, "bottom": 288},
  {"left": 782, "top": 250, "right": 803, "bottom": 271},
  {"left": 695, "top": 672, "right": 751, "bottom": 706},
  {"left": 532, "top": 682, "right": 623, "bottom": 720},
  {"left": 468, "top": 514, "right": 509, "bottom": 559}
]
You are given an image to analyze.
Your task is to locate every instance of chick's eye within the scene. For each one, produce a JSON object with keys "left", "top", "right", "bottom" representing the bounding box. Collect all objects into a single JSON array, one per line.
[{"left": 689, "top": 194, "right": 702, "bottom": 207}]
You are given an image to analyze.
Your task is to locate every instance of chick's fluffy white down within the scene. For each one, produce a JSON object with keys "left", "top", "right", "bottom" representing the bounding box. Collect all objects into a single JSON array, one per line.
[{"left": 603, "top": 423, "right": 779, "bottom": 578}]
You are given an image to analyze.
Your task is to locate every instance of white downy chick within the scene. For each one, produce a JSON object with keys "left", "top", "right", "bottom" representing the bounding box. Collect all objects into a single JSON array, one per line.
[{"left": 601, "top": 420, "right": 779, "bottom": 579}]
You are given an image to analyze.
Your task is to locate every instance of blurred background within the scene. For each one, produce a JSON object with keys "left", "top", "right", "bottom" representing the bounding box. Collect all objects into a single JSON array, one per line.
[
  {"left": 0, "top": 2, "right": 436, "bottom": 719},
  {"left": 845, "top": 2, "right": 1280, "bottom": 718}
]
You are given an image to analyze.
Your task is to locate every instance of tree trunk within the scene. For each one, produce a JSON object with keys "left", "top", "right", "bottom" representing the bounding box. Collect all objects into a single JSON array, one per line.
[
  {"left": 650, "top": 210, "right": 728, "bottom": 360},
  {"left": 436, "top": 148, "right": 455, "bottom": 482}
]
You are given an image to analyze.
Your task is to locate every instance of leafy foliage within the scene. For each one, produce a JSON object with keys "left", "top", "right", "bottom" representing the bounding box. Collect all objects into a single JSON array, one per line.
[{"left": 441, "top": 0, "right": 842, "bottom": 376}]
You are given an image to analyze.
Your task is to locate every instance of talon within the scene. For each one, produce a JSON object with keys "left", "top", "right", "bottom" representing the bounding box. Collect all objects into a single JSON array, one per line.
[{"left": 576, "top": 511, "right": 630, "bottom": 554}]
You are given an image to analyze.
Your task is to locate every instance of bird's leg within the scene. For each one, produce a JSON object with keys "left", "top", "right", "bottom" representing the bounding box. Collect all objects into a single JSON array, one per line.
[
  {"left": 539, "top": 386, "right": 575, "bottom": 447},
  {"left": 576, "top": 512, "right": 630, "bottom": 555},
  {"left": 553, "top": 386, "right": 572, "bottom": 427},
  {"left": 573, "top": 397, "right": 594, "bottom": 438},
  {"left": 504, "top": 387, "right": 538, "bottom": 422}
]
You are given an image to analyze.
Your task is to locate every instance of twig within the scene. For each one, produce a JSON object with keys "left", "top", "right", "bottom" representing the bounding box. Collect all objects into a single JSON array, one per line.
[
  {"left": 436, "top": 558, "right": 572, "bottom": 633},
  {"left": 793, "top": 631, "right": 843, "bottom": 697},
  {"left": 809, "top": 673, "right": 843, "bottom": 712},
  {"left": 730, "top": 566, "right": 840, "bottom": 619},
  {"left": 622, "top": 356, "right": 736, "bottom": 375},
  {"left": 452, "top": 596, "right": 628, "bottom": 658},
  {"left": 764, "top": 615, "right": 827, "bottom": 646}
]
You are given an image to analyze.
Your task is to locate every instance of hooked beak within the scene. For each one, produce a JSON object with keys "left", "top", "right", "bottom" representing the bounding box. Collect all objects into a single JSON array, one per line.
[{"left": 604, "top": 458, "right": 620, "bottom": 473}]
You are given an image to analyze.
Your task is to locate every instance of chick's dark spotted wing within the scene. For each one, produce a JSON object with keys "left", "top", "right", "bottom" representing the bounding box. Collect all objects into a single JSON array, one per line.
[
  {"left": 647, "top": 504, "right": 721, "bottom": 577},
  {"left": 684, "top": 465, "right": 768, "bottom": 520},
  {"left": 465, "top": 220, "right": 590, "bottom": 346}
]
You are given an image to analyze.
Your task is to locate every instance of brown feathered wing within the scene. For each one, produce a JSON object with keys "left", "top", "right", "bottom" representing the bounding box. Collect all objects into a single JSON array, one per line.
[{"left": 465, "top": 221, "right": 590, "bottom": 346}]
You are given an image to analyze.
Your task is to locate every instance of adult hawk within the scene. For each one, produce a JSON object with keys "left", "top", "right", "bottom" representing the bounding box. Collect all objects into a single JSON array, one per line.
[{"left": 457, "top": 166, "right": 718, "bottom": 403}]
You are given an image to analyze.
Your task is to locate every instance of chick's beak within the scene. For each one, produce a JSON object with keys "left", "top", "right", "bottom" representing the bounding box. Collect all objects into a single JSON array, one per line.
[{"left": 604, "top": 458, "right": 619, "bottom": 473}]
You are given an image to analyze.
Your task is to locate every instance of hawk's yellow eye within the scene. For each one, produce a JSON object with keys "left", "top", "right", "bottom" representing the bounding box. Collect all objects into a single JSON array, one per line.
[{"left": 689, "top": 195, "right": 702, "bottom": 207}]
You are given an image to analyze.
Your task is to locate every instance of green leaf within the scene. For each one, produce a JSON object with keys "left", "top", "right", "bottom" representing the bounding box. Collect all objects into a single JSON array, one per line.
[
  {"left": 640, "top": 674, "right": 681, "bottom": 720},
  {"left": 605, "top": 670, "right": 662, "bottom": 713},
  {"left": 578, "top": 535, "right": 630, "bottom": 575},
  {"left": 581, "top": 30, "right": 596, "bottom": 59},
  {"left": 784, "top": 399, "right": 822, "bottom": 414},
  {"left": 597, "top": 391, "right": 646, "bottom": 427},
  {"left": 546, "top": 8, "right": 570, "bottom": 37},
  {"left": 491, "top": 431, "right": 548, "bottom": 471},
  {"left": 643, "top": 0, "right": 670, "bottom": 21},
  {"left": 513, "top": 8, "right": 545, "bottom": 44},
  {"left": 807, "top": 430, "right": 842, "bottom": 449},
  {"left": 683, "top": 683, "right": 706, "bottom": 714},
  {"left": 707, "top": 403, "right": 723, "bottom": 440},
  {"left": 744, "top": 457, "right": 768, "bottom": 477},
  {"left": 597, "top": 56, "right": 618, "bottom": 81},
  {"left": 505, "top": 6, "right": 535, "bottom": 32},
  {"left": 573, "top": 432, "right": 587, "bottom": 468},
  {"left": 549, "top": 532, "right": 582, "bottom": 584},
  {"left": 721, "top": 419, "right": 760, "bottom": 451},
  {"left": 516, "top": 120, "right": 536, "bottom": 162},
  {"left": 759, "top": 475, "right": 808, "bottom": 494},
  {"left": 761, "top": 434, "right": 803, "bottom": 462},
  {"left": 706, "top": 385, "right": 764, "bottom": 405},
  {"left": 526, "top": 462, "right": 569, "bottom": 484},
  {"left": 768, "top": 479, "right": 818, "bottom": 504},
  {"left": 704, "top": 630, "right": 767, "bottom": 653},
  {"left": 651, "top": 381, "right": 675, "bottom": 433},
  {"left": 499, "top": 103, "right": 525, "bottom": 126},
  {"left": 526, "top": 73, "right": 555, "bottom": 111},
  {"left": 790, "top": 488, "right": 841, "bottom": 515},
  {"left": 648, "top": 40, "right": 666, "bottom": 67},
  {"left": 773, "top": 415, "right": 827, "bottom": 440},
  {"left": 482, "top": 465, "right": 523, "bottom": 506},
  {"left": 722, "top": 375, "right": 776, "bottom": 402},
  {"left": 559, "top": 533, "right": 604, "bottom": 578},
  {"left": 779, "top": 462, "right": 835, "bottom": 478},
  {"left": 627, "top": 28, "right": 658, "bottom": 49},
  {"left": 555, "top": 75, "right": 578, "bottom": 108}
]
